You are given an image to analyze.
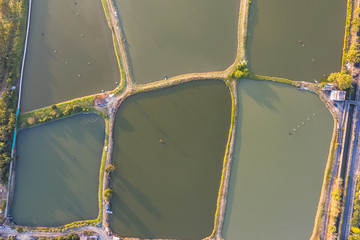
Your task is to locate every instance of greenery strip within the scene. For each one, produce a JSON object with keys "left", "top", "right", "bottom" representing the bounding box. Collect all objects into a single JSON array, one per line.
[
  {"left": 342, "top": 0, "right": 354, "bottom": 69},
  {"left": 249, "top": 73, "right": 297, "bottom": 85},
  {"left": 207, "top": 82, "right": 237, "bottom": 239}
]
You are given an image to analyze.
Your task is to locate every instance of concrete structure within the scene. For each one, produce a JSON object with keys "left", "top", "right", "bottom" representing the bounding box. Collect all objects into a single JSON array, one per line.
[
  {"left": 330, "top": 90, "right": 346, "bottom": 101},
  {"left": 323, "top": 83, "right": 335, "bottom": 92}
]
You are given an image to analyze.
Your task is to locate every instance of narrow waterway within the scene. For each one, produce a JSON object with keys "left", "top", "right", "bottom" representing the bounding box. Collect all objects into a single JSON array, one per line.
[
  {"left": 248, "top": 0, "right": 346, "bottom": 82},
  {"left": 20, "top": 0, "right": 119, "bottom": 112},
  {"left": 114, "top": 0, "right": 239, "bottom": 83},
  {"left": 222, "top": 79, "right": 333, "bottom": 239},
  {"left": 110, "top": 80, "right": 231, "bottom": 239},
  {"left": 11, "top": 114, "right": 105, "bottom": 226}
]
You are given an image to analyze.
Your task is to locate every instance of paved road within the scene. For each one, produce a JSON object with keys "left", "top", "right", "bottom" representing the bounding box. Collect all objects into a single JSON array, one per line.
[
  {"left": 340, "top": 103, "right": 360, "bottom": 240},
  {"left": 0, "top": 226, "right": 111, "bottom": 240}
]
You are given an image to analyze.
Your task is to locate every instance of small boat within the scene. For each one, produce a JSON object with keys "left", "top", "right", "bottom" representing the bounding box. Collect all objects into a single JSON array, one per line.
[{"left": 159, "top": 138, "right": 165, "bottom": 143}]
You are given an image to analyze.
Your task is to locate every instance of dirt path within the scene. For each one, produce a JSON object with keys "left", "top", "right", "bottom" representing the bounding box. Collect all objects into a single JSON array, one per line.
[
  {"left": 0, "top": 226, "right": 111, "bottom": 240},
  {"left": 104, "top": 0, "right": 133, "bottom": 85},
  {"left": 211, "top": 81, "right": 238, "bottom": 240}
]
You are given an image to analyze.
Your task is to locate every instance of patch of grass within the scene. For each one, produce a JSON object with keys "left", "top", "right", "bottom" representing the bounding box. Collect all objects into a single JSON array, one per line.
[
  {"left": 208, "top": 82, "right": 237, "bottom": 239},
  {"left": 311, "top": 125, "right": 339, "bottom": 240},
  {"left": 248, "top": 73, "right": 297, "bottom": 86},
  {"left": 18, "top": 95, "right": 100, "bottom": 129},
  {"left": 342, "top": 0, "right": 354, "bottom": 69}
]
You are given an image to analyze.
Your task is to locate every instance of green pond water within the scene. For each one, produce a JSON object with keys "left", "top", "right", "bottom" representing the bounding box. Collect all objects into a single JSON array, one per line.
[
  {"left": 20, "top": 0, "right": 119, "bottom": 112},
  {"left": 222, "top": 79, "right": 333, "bottom": 240},
  {"left": 110, "top": 80, "right": 231, "bottom": 239},
  {"left": 114, "top": 0, "right": 239, "bottom": 84},
  {"left": 248, "top": 0, "right": 346, "bottom": 82},
  {"left": 11, "top": 114, "right": 105, "bottom": 226}
]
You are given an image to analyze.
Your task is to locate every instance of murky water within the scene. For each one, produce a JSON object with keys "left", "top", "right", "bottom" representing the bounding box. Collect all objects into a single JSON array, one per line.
[
  {"left": 222, "top": 79, "right": 333, "bottom": 240},
  {"left": 248, "top": 0, "right": 346, "bottom": 82},
  {"left": 110, "top": 80, "right": 231, "bottom": 239},
  {"left": 21, "top": 0, "right": 119, "bottom": 112},
  {"left": 11, "top": 114, "right": 105, "bottom": 226},
  {"left": 114, "top": 0, "right": 239, "bottom": 83}
]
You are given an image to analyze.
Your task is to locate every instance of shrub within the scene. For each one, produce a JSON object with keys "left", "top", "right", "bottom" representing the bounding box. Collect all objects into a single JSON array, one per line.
[
  {"left": 104, "top": 188, "right": 113, "bottom": 201},
  {"left": 327, "top": 71, "right": 353, "bottom": 90},
  {"left": 105, "top": 164, "right": 116, "bottom": 173},
  {"left": 347, "top": 42, "right": 360, "bottom": 64},
  {"left": 228, "top": 60, "right": 249, "bottom": 80}
]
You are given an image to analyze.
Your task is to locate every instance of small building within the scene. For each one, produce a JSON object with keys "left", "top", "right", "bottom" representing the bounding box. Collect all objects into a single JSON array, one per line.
[
  {"left": 94, "top": 98, "right": 106, "bottom": 107},
  {"left": 330, "top": 90, "right": 346, "bottom": 101},
  {"left": 323, "top": 83, "right": 335, "bottom": 92},
  {"left": 80, "top": 236, "right": 98, "bottom": 240}
]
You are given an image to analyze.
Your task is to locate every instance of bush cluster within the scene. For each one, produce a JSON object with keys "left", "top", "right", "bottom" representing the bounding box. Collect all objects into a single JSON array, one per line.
[
  {"left": 0, "top": 0, "right": 27, "bottom": 183},
  {"left": 228, "top": 61, "right": 249, "bottom": 80},
  {"left": 350, "top": 177, "right": 360, "bottom": 239}
]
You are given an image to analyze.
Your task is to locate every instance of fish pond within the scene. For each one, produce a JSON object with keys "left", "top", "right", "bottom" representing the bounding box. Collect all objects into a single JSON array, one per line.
[
  {"left": 114, "top": 0, "right": 239, "bottom": 83},
  {"left": 222, "top": 79, "right": 333, "bottom": 240},
  {"left": 110, "top": 80, "right": 231, "bottom": 239},
  {"left": 11, "top": 114, "right": 105, "bottom": 226},
  {"left": 248, "top": 0, "right": 346, "bottom": 82},
  {"left": 21, "top": 0, "right": 119, "bottom": 112}
]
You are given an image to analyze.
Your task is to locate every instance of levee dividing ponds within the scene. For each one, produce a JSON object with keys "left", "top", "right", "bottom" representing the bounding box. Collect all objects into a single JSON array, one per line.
[
  {"left": 222, "top": 79, "right": 333, "bottom": 240},
  {"left": 109, "top": 80, "right": 231, "bottom": 239},
  {"left": 20, "top": 0, "right": 120, "bottom": 112},
  {"left": 10, "top": 114, "right": 105, "bottom": 227}
]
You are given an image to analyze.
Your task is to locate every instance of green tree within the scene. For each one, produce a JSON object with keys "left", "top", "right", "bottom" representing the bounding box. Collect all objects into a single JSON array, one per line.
[
  {"left": 105, "top": 164, "right": 116, "bottom": 173},
  {"left": 347, "top": 42, "right": 360, "bottom": 64},
  {"left": 104, "top": 188, "right": 114, "bottom": 201},
  {"left": 66, "top": 233, "right": 80, "bottom": 240},
  {"left": 228, "top": 61, "right": 249, "bottom": 80},
  {"left": 350, "top": 234, "right": 360, "bottom": 240},
  {"left": 328, "top": 72, "right": 353, "bottom": 90}
]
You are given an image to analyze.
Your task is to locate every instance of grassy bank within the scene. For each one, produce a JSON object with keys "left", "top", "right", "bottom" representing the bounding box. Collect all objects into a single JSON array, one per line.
[
  {"left": 18, "top": 95, "right": 102, "bottom": 129},
  {"left": 248, "top": 73, "right": 298, "bottom": 85},
  {"left": 0, "top": 0, "right": 28, "bottom": 183},
  {"left": 349, "top": 176, "right": 360, "bottom": 239},
  {"left": 110, "top": 32, "right": 126, "bottom": 94},
  {"left": 207, "top": 81, "right": 237, "bottom": 239},
  {"left": 311, "top": 124, "right": 339, "bottom": 240},
  {"left": 12, "top": 116, "right": 110, "bottom": 233},
  {"left": 100, "top": 0, "right": 126, "bottom": 94},
  {"left": 342, "top": 0, "right": 354, "bottom": 69}
]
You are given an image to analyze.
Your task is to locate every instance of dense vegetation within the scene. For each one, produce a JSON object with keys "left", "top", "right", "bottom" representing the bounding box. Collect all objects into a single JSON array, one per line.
[
  {"left": 227, "top": 61, "right": 249, "bottom": 81},
  {"left": 0, "top": 0, "right": 27, "bottom": 183},
  {"left": 347, "top": 42, "right": 360, "bottom": 64},
  {"left": 18, "top": 96, "right": 99, "bottom": 129},
  {"left": 326, "top": 72, "right": 353, "bottom": 90},
  {"left": 350, "top": 177, "right": 360, "bottom": 239},
  {"left": 103, "top": 188, "right": 113, "bottom": 202},
  {"left": 327, "top": 178, "right": 343, "bottom": 240}
]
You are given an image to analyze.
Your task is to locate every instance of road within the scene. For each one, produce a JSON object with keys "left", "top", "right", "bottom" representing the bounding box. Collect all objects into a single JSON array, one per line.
[
  {"left": 340, "top": 102, "right": 360, "bottom": 240},
  {"left": 321, "top": 100, "right": 346, "bottom": 239},
  {"left": 0, "top": 226, "right": 111, "bottom": 240}
]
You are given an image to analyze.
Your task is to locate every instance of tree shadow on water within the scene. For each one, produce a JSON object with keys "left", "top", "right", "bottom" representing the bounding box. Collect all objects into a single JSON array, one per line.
[
  {"left": 117, "top": 175, "right": 162, "bottom": 219},
  {"left": 240, "top": 80, "right": 280, "bottom": 112},
  {"left": 112, "top": 195, "right": 155, "bottom": 238}
]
